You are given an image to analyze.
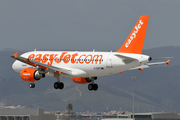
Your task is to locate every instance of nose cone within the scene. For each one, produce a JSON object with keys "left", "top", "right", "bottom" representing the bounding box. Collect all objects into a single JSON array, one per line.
[{"left": 12, "top": 60, "right": 21, "bottom": 73}]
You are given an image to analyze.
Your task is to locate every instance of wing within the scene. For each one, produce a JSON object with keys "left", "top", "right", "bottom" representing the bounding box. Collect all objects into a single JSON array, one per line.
[{"left": 11, "top": 52, "right": 73, "bottom": 75}]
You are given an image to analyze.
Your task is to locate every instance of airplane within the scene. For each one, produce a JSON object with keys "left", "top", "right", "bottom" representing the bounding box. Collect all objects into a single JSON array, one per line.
[{"left": 11, "top": 16, "right": 171, "bottom": 91}]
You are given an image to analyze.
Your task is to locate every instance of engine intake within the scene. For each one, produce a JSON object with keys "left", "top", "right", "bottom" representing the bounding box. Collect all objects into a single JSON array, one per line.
[{"left": 34, "top": 71, "right": 45, "bottom": 80}]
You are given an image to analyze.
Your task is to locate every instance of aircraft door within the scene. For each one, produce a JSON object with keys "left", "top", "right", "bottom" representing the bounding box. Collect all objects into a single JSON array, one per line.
[{"left": 106, "top": 54, "right": 113, "bottom": 68}]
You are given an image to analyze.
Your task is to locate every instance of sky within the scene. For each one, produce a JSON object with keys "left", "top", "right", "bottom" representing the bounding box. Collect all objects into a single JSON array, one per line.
[{"left": 0, "top": 0, "right": 180, "bottom": 51}]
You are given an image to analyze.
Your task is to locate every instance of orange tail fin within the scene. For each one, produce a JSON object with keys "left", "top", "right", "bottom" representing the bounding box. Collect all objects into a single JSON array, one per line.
[{"left": 116, "top": 16, "right": 149, "bottom": 54}]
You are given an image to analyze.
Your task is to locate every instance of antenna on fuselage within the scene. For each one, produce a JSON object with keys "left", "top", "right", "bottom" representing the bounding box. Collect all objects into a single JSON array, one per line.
[
  {"left": 34, "top": 49, "right": 36, "bottom": 51},
  {"left": 93, "top": 49, "right": 95, "bottom": 52}
]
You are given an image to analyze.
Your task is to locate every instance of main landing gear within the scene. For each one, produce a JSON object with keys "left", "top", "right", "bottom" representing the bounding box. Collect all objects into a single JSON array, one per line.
[
  {"left": 88, "top": 83, "right": 98, "bottom": 91},
  {"left": 54, "top": 82, "right": 64, "bottom": 89},
  {"left": 53, "top": 72, "right": 64, "bottom": 90},
  {"left": 87, "top": 77, "right": 98, "bottom": 91}
]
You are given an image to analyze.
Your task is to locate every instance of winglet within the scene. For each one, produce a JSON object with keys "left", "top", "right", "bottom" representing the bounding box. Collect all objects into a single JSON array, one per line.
[
  {"left": 166, "top": 59, "right": 170, "bottom": 66},
  {"left": 13, "top": 52, "right": 18, "bottom": 58}
]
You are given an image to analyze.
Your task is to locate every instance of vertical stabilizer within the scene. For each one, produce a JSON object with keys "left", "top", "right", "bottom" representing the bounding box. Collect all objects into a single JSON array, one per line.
[{"left": 116, "top": 16, "right": 149, "bottom": 54}]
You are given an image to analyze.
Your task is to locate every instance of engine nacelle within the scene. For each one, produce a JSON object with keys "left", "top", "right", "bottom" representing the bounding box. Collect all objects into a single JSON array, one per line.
[
  {"left": 20, "top": 68, "right": 45, "bottom": 82},
  {"left": 72, "top": 77, "right": 92, "bottom": 84}
]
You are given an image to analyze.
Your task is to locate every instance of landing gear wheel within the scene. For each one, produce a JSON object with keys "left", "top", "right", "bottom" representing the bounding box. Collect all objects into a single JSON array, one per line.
[
  {"left": 93, "top": 84, "right": 98, "bottom": 91},
  {"left": 59, "top": 82, "right": 64, "bottom": 89},
  {"left": 54, "top": 82, "right": 64, "bottom": 89},
  {"left": 88, "top": 84, "right": 98, "bottom": 91},
  {"left": 88, "top": 84, "right": 94, "bottom": 91},
  {"left": 54, "top": 82, "right": 59, "bottom": 89},
  {"left": 29, "top": 83, "right": 35, "bottom": 88}
]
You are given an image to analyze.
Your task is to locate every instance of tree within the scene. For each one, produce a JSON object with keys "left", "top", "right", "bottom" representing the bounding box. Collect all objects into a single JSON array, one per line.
[{"left": 66, "top": 103, "right": 73, "bottom": 114}]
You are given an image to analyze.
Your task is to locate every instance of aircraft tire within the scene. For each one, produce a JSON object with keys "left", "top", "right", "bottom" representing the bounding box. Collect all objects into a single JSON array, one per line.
[
  {"left": 29, "top": 83, "right": 35, "bottom": 88},
  {"left": 88, "top": 84, "right": 93, "bottom": 91},
  {"left": 54, "top": 82, "right": 59, "bottom": 89},
  {"left": 93, "top": 84, "right": 98, "bottom": 91},
  {"left": 59, "top": 82, "right": 64, "bottom": 89}
]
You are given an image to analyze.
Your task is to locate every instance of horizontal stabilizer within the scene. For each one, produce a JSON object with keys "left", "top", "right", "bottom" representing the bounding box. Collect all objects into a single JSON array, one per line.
[{"left": 129, "top": 59, "right": 170, "bottom": 70}]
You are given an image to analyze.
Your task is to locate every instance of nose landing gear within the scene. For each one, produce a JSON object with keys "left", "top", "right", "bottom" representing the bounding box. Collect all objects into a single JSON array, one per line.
[{"left": 29, "top": 83, "right": 35, "bottom": 88}]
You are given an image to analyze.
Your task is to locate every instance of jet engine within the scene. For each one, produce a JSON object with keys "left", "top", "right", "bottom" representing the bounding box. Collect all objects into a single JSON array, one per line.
[{"left": 20, "top": 68, "right": 45, "bottom": 82}]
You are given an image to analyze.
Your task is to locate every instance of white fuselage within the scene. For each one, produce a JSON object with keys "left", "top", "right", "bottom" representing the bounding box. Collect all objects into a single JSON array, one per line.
[{"left": 12, "top": 51, "right": 150, "bottom": 78}]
